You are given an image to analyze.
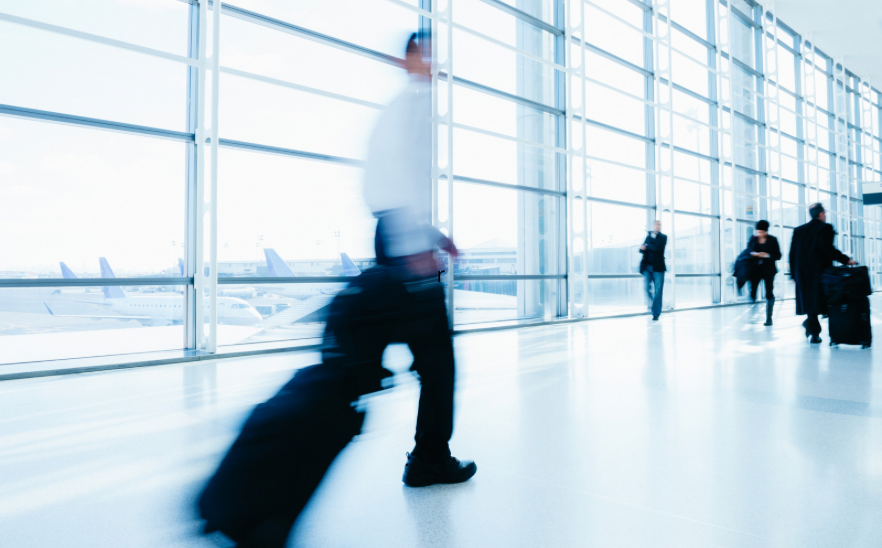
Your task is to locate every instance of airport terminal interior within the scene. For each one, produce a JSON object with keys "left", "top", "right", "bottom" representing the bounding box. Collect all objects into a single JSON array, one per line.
[{"left": 2, "top": 0, "right": 882, "bottom": 546}]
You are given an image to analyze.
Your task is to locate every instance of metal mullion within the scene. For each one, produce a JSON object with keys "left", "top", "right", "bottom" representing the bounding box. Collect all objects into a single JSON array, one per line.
[
  {"left": 673, "top": 209, "right": 719, "bottom": 220},
  {"left": 448, "top": 175, "right": 566, "bottom": 197},
  {"left": 0, "top": 278, "right": 193, "bottom": 288},
  {"left": 216, "top": 139, "right": 364, "bottom": 166},
  {"left": 217, "top": 2, "right": 403, "bottom": 67},
  {"left": 218, "top": 277, "right": 357, "bottom": 284},
  {"left": 439, "top": 72, "right": 564, "bottom": 116},
  {"left": 0, "top": 12, "right": 199, "bottom": 68},
  {"left": 584, "top": 196, "right": 654, "bottom": 210},
  {"left": 0, "top": 104, "right": 195, "bottom": 142},
  {"left": 572, "top": 115, "right": 653, "bottom": 143},
  {"left": 571, "top": 37, "right": 653, "bottom": 77},
  {"left": 183, "top": 1, "right": 200, "bottom": 350},
  {"left": 669, "top": 143, "right": 719, "bottom": 163},
  {"left": 456, "top": 275, "right": 566, "bottom": 281}
]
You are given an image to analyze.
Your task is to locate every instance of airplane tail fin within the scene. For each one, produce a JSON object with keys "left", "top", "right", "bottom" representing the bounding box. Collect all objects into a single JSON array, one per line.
[
  {"left": 98, "top": 257, "right": 126, "bottom": 299},
  {"left": 263, "top": 248, "right": 296, "bottom": 277},
  {"left": 60, "top": 262, "right": 78, "bottom": 279},
  {"left": 340, "top": 253, "right": 361, "bottom": 276},
  {"left": 177, "top": 258, "right": 185, "bottom": 277}
]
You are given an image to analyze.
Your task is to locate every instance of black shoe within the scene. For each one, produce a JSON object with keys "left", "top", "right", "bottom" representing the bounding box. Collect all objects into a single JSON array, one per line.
[
  {"left": 402, "top": 452, "right": 477, "bottom": 487},
  {"left": 764, "top": 318, "right": 773, "bottom": 326},
  {"left": 809, "top": 335, "right": 822, "bottom": 344},
  {"left": 652, "top": 316, "right": 659, "bottom": 321}
]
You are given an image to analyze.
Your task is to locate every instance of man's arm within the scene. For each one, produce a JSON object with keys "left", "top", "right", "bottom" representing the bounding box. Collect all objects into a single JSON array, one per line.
[
  {"left": 788, "top": 230, "right": 798, "bottom": 278},
  {"left": 819, "top": 224, "right": 854, "bottom": 265}
]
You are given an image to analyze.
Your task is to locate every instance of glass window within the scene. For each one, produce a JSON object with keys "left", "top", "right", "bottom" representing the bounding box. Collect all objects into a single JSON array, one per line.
[
  {"left": 453, "top": 28, "right": 558, "bottom": 107},
  {"left": 732, "top": 65, "right": 757, "bottom": 119},
  {"left": 220, "top": 14, "right": 407, "bottom": 106},
  {"left": 776, "top": 44, "right": 796, "bottom": 92},
  {"left": 671, "top": 0, "right": 707, "bottom": 40},
  {"left": 0, "top": 22, "right": 187, "bottom": 131},
  {"left": 227, "top": 0, "right": 418, "bottom": 58},
  {"left": 0, "top": 116, "right": 185, "bottom": 275},
  {"left": 584, "top": 82, "right": 646, "bottom": 136},
  {"left": 455, "top": 0, "right": 555, "bottom": 62},
  {"left": 673, "top": 214, "right": 716, "bottom": 273},
  {"left": 731, "top": 15, "right": 755, "bottom": 70},
  {"left": 219, "top": 73, "right": 381, "bottom": 160},
  {"left": 584, "top": 201, "right": 649, "bottom": 275},
  {"left": 585, "top": 125, "right": 646, "bottom": 169},
  {"left": 586, "top": 162, "right": 648, "bottom": 206},
  {"left": 584, "top": 50, "right": 646, "bottom": 97},
  {"left": 0, "top": 0, "right": 191, "bottom": 55},
  {"left": 587, "top": 277, "right": 647, "bottom": 316},
  {"left": 453, "top": 182, "right": 561, "bottom": 276},
  {"left": 453, "top": 85, "right": 557, "bottom": 147},
  {"left": 454, "top": 278, "right": 559, "bottom": 326},
  {"left": 584, "top": 3, "right": 645, "bottom": 67},
  {"left": 453, "top": 129, "right": 558, "bottom": 191},
  {"left": 675, "top": 276, "right": 715, "bottom": 306},
  {"left": 217, "top": 147, "right": 377, "bottom": 270},
  {"left": 0, "top": 285, "right": 186, "bottom": 365}
]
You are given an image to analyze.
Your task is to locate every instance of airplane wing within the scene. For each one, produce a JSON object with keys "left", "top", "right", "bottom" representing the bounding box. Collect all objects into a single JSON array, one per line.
[
  {"left": 256, "top": 294, "right": 335, "bottom": 328},
  {"left": 44, "top": 303, "right": 161, "bottom": 326}
]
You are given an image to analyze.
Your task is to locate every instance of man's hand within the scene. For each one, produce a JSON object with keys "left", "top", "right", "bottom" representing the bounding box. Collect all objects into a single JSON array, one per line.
[
  {"left": 441, "top": 237, "right": 459, "bottom": 258},
  {"left": 848, "top": 259, "right": 857, "bottom": 266},
  {"left": 640, "top": 245, "right": 647, "bottom": 251}
]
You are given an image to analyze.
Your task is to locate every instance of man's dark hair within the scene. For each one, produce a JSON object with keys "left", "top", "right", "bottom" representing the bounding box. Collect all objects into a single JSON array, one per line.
[
  {"left": 809, "top": 203, "right": 825, "bottom": 220},
  {"left": 406, "top": 31, "right": 429, "bottom": 57},
  {"left": 756, "top": 220, "right": 770, "bottom": 231}
]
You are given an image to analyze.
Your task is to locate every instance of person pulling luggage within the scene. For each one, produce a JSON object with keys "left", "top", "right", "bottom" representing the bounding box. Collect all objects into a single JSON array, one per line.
[
  {"left": 746, "top": 220, "right": 782, "bottom": 326},
  {"left": 789, "top": 203, "right": 856, "bottom": 344}
]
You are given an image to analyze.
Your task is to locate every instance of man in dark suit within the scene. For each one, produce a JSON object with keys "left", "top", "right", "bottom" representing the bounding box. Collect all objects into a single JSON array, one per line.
[
  {"left": 639, "top": 220, "right": 668, "bottom": 321},
  {"left": 789, "top": 203, "right": 856, "bottom": 343}
]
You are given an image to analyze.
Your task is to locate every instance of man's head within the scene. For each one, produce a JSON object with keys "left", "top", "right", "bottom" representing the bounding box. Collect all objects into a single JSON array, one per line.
[
  {"left": 404, "top": 32, "right": 430, "bottom": 78},
  {"left": 653, "top": 220, "right": 662, "bottom": 233},
  {"left": 809, "top": 203, "right": 826, "bottom": 223}
]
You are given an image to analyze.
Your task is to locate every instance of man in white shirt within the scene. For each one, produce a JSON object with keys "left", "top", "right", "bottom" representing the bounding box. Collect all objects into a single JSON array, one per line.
[{"left": 363, "top": 32, "right": 476, "bottom": 487}]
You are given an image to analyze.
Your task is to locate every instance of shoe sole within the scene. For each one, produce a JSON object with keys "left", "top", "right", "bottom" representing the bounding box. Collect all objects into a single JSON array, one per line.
[{"left": 403, "top": 463, "right": 478, "bottom": 488}]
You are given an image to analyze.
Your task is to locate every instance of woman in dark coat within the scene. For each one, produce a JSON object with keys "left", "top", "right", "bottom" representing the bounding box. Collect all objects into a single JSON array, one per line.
[{"left": 747, "top": 220, "right": 782, "bottom": 326}]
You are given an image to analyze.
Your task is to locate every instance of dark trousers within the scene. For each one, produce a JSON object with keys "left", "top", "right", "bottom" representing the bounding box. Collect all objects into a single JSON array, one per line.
[
  {"left": 372, "top": 220, "right": 454, "bottom": 462},
  {"left": 749, "top": 272, "right": 775, "bottom": 301},
  {"left": 805, "top": 314, "right": 822, "bottom": 337}
]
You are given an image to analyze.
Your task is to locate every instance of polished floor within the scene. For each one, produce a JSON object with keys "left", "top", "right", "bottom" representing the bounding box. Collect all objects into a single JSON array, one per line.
[{"left": 3, "top": 299, "right": 882, "bottom": 547}]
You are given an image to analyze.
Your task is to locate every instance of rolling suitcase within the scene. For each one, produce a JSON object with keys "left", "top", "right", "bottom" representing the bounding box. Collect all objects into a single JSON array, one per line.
[
  {"left": 199, "top": 268, "right": 406, "bottom": 547},
  {"left": 822, "top": 265, "right": 872, "bottom": 305},
  {"left": 828, "top": 296, "right": 872, "bottom": 349}
]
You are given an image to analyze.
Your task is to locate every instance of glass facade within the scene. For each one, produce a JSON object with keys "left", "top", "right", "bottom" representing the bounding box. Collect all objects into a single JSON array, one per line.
[{"left": 1, "top": 0, "right": 881, "bottom": 365}]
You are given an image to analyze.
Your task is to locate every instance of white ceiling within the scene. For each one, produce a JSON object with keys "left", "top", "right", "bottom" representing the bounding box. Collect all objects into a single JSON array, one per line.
[{"left": 754, "top": 0, "right": 882, "bottom": 90}]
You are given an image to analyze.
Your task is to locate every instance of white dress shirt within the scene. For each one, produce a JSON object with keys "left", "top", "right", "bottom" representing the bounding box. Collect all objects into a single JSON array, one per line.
[{"left": 363, "top": 75, "right": 442, "bottom": 258}]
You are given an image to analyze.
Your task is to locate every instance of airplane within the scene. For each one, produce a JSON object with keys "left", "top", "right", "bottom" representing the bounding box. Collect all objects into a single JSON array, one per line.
[
  {"left": 216, "top": 249, "right": 362, "bottom": 301},
  {"left": 45, "top": 259, "right": 262, "bottom": 327}
]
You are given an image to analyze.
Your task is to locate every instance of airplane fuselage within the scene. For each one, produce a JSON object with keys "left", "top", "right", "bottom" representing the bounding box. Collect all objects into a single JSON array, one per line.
[{"left": 105, "top": 295, "right": 261, "bottom": 326}]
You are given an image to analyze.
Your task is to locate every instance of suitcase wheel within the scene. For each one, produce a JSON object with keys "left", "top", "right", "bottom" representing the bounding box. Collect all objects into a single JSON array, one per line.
[
  {"left": 830, "top": 340, "right": 837, "bottom": 347},
  {"left": 862, "top": 343, "right": 871, "bottom": 349}
]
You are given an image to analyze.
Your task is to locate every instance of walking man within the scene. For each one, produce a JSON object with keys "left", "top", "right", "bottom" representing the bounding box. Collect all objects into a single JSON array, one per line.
[
  {"left": 363, "top": 32, "right": 476, "bottom": 486},
  {"left": 789, "top": 203, "right": 855, "bottom": 343},
  {"left": 639, "top": 220, "right": 667, "bottom": 321}
]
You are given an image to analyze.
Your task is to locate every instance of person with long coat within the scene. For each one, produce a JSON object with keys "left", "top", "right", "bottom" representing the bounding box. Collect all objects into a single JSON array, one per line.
[{"left": 789, "top": 203, "right": 855, "bottom": 343}]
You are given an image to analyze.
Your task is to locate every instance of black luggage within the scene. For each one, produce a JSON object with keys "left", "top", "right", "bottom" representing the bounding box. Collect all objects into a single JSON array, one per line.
[
  {"left": 828, "top": 296, "right": 872, "bottom": 348},
  {"left": 822, "top": 265, "right": 872, "bottom": 305},
  {"left": 199, "top": 268, "right": 407, "bottom": 547}
]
